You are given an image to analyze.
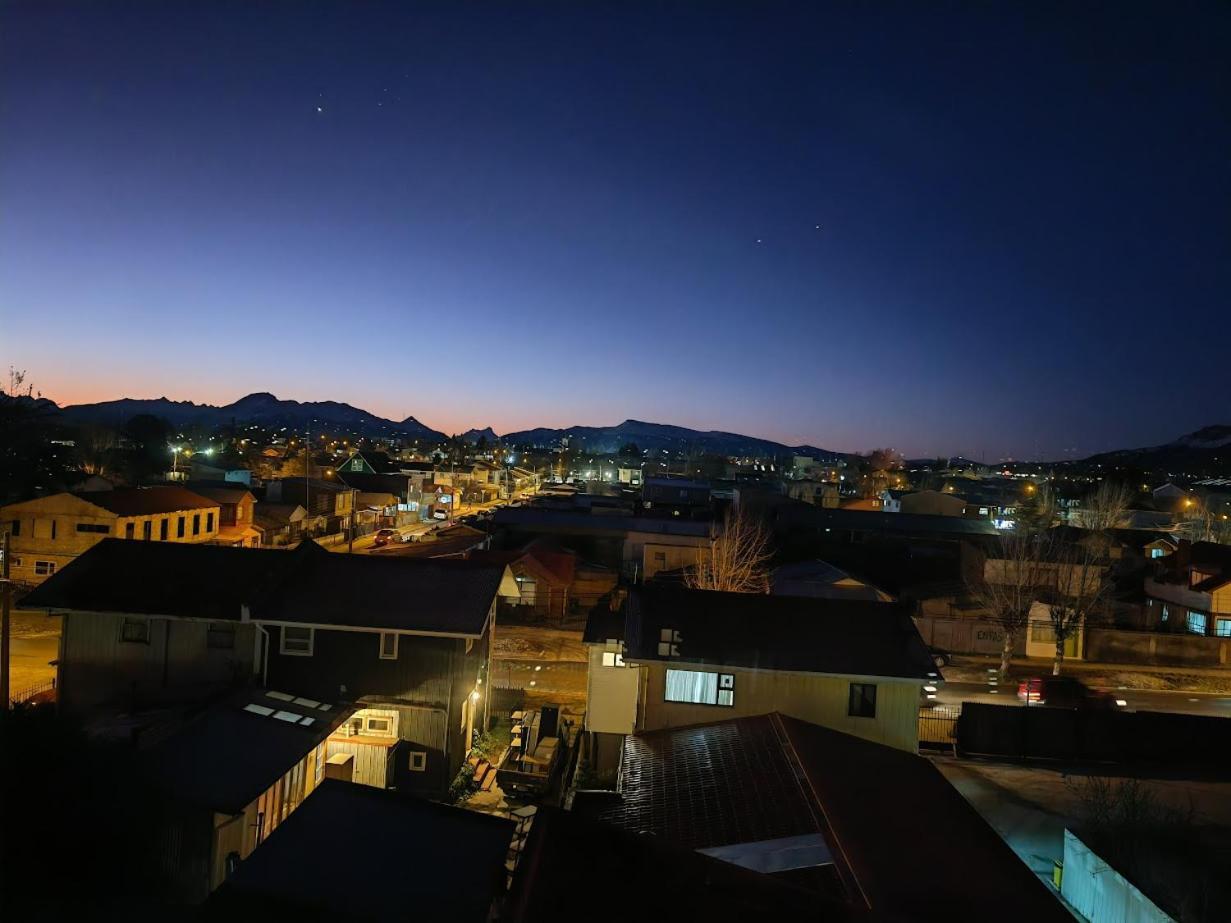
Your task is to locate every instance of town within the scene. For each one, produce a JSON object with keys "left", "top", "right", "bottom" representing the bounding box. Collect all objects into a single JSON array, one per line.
[
  {"left": 2, "top": 387, "right": 1230, "bottom": 921},
  {"left": 4, "top": 1, "right": 1229, "bottom": 919}
]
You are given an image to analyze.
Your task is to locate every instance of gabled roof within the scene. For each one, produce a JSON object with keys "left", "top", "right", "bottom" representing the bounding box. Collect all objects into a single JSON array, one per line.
[
  {"left": 24, "top": 539, "right": 508, "bottom": 636},
  {"left": 586, "top": 714, "right": 1071, "bottom": 922},
  {"left": 73, "top": 486, "right": 221, "bottom": 516},
  {"left": 185, "top": 486, "right": 254, "bottom": 505},
  {"left": 624, "top": 585, "right": 935, "bottom": 680},
  {"left": 142, "top": 689, "right": 353, "bottom": 815},
  {"left": 506, "top": 804, "right": 860, "bottom": 923},
  {"left": 206, "top": 781, "right": 513, "bottom": 922}
]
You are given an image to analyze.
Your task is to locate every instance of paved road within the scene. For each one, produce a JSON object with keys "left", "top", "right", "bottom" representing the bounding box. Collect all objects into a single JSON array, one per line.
[{"left": 935, "top": 680, "right": 1231, "bottom": 717}]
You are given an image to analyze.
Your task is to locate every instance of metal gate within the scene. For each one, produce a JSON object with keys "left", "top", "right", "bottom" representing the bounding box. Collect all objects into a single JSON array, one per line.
[{"left": 918, "top": 705, "right": 960, "bottom": 751}]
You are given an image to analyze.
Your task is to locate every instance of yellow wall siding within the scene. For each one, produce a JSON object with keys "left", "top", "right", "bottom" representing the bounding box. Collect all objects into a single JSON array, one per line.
[
  {"left": 585, "top": 645, "right": 639, "bottom": 735},
  {"left": 638, "top": 662, "right": 921, "bottom": 753},
  {"left": 1211, "top": 584, "right": 1231, "bottom": 616}
]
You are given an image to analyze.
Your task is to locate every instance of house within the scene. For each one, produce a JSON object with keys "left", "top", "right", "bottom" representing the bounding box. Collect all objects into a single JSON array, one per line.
[
  {"left": 641, "top": 476, "right": 711, "bottom": 512},
  {"left": 252, "top": 503, "right": 307, "bottom": 547},
  {"left": 256, "top": 546, "right": 518, "bottom": 796},
  {"left": 493, "top": 508, "right": 712, "bottom": 581},
  {"left": 839, "top": 496, "right": 884, "bottom": 512},
  {"left": 188, "top": 460, "right": 254, "bottom": 485},
  {"left": 783, "top": 479, "right": 841, "bottom": 508},
  {"left": 264, "top": 477, "right": 355, "bottom": 535},
  {"left": 139, "top": 688, "right": 354, "bottom": 901},
  {"left": 1144, "top": 540, "right": 1231, "bottom": 638},
  {"left": 770, "top": 560, "right": 894, "bottom": 602},
  {"left": 189, "top": 486, "right": 263, "bottom": 547},
  {"left": 898, "top": 489, "right": 966, "bottom": 517},
  {"left": 585, "top": 586, "right": 937, "bottom": 765},
  {"left": 574, "top": 713, "right": 1071, "bottom": 922},
  {"left": 205, "top": 780, "right": 514, "bottom": 921},
  {"left": 337, "top": 450, "right": 402, "bottom": 475},
  {"left": 0, "top": 487, "right": 223, "bottom": 585},
  {"left": 24, "top": 539, "right": 518, "bottom": 796}
]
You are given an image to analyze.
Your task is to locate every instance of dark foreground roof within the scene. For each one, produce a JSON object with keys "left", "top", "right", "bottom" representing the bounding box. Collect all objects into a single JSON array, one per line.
[
  {"left": 24, "top": 539, "right": 506, "bottom": 635},
  {"left": 205, "top": 781, "right": 513, "bottom": 922},
  {"left": 506, "top": 805, "right": 863, "bottom": 923},
  {"left": 625, "top": 585, "right": 936, "bottom": 679},
  {"left": 142, "top": 689, "right": 353, "bottom": 815},
  {"left": 587, "top": 714, "right": 1070, "bottom": 922}
]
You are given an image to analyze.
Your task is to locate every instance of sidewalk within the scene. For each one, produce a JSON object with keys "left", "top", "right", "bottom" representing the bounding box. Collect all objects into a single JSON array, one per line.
[{"left": 946, "top": 654, "right": 1231, "bottom": 694}]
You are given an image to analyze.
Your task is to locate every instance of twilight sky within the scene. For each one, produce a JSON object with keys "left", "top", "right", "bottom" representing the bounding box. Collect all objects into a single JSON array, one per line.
[{"left": 2, "top": 2, "right": 1228, "bottom": 460}]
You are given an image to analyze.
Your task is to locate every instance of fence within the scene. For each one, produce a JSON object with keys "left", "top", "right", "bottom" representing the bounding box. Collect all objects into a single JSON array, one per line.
[
  {"left": 956, "top": 702, "right": 1231, "bottom": 767},
  {"left": 10, "top": 678, "right": 56, "bottom": 707},
  {"left": 918, "top": 705, "right": 959, "bottom": 751}
]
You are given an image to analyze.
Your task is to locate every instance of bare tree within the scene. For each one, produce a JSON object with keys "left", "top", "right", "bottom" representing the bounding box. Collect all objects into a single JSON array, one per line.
[
  {"left": 685, "top": 509, "right": 772, "bottom": 594},
  {"left": 1078, "top": 480, "right": 1133, "bottom": 531},
  {"left": 972, "top": 532, "right": 1053, "bottom": 677},
  {"left": 1044, "top": 538, "right": 1110, "bottom": 675}
]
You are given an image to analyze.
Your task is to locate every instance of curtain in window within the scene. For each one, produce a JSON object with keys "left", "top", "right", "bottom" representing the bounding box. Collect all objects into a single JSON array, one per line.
[{"left": 665, "top": 669, "right": 717, "bottom": 704}]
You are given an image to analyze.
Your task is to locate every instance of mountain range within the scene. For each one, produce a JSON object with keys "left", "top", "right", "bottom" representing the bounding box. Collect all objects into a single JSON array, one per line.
[{"left": 48, "top": 393, "right": 840, "bottom": 458}]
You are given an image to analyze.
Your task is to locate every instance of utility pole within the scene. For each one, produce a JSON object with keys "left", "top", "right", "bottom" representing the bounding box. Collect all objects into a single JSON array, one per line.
[{"left": 2, "top": 532, "right": 11, "bottom": 709}]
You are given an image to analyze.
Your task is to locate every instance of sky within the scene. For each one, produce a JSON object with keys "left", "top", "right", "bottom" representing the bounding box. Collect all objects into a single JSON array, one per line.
[{"left": 2, "top": 1, "right": 1228, "bottom": 460}]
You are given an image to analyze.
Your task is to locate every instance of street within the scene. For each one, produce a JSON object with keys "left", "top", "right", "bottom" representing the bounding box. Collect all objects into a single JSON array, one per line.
[
  {"left": 329, "top": 496, "right": 523, "bottom": 554},
  {"left": 934, "top": 680, "right": 1231, "bottom": 717}
]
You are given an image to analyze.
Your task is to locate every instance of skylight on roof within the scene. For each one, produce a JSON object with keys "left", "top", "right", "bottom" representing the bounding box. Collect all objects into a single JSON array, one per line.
[
  {"left": 299, "top": 717, "right": 316, "bottom": 727},
  {"left": 317, "top": 703, "right": 332, "bottom": 711},
  {"left": 273, "top": 710, "right": 304, "bottom": 723},
  {"left": 292, "top": 696, "right": 321, "bottom": 708},
  {"left": 243, "top": 703, "right": 275, "bottom": 717},
  {"left": 266, "top": 691, "right": 295, "bottom": 701}
]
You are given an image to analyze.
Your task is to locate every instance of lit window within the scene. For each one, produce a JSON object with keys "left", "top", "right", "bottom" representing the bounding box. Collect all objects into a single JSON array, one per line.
[
  {"left": 664, "top": 668, "right": 734, "bottom": 706},
  {"left": 848, "top": 682, "right": 877, "bottom": 718},
  {"left": 601, "top": 651, "right": 625, "bottom": 668},
  {"left": 34, "top": 560, "right": 56, "bottom": 577},
  {"left": 408, "top": 750, "right": 427, "bottom": 772},
  {"left": 280, "top": 626, "right": 314, "bottom": 656},
  {"left": 1216, "top": 618, "right": 1231, "bottom": 638},
  {"left": 657, "top": 628, "right": 681, "bottom": 657},
  {"left": 120, "top": 618, "right": 150, "bottom": 644},
  {"left": 379, "top": 632, "right": 398, "bottom": 660},
  {"left": 1186, "top": 610, "right": 1208, "bottom": 635}
]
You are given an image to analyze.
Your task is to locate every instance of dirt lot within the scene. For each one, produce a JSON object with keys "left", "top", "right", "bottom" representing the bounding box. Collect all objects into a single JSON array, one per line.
[
  {"left": 6, "top": 610, "right": 60, "bottom": 696},
  {"left": 491, "top": 623, "right": 588, "bottom": 721}
]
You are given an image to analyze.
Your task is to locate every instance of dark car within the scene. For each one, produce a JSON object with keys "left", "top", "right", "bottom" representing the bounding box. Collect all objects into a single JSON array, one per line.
[
  {"left": 1017, "top": 676, "right": 1117, "bottom": 709},
  {"left": 927, "top": 646, "right": 952, "bottom": 668},
  {"left": 372, "top": 528, "right": 400, "bottom": 547}
]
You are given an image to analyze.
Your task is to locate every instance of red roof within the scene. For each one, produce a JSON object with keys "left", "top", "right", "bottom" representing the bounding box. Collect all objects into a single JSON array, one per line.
[{"left": 77, "top": 486, "right": 220, "bottom": 516}]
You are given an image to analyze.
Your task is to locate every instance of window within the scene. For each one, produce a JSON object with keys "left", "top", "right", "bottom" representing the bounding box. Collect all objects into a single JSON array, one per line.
[
  {"left": 848, "top": 683, "right": 877, "bottom": 718},
  {"left": 1151, "top": 548, "right": 1165, "bottom": 559},
  {"left": 206, "top": 512, "right": 215, "bottom": 532},
  {"left": 1186, "top": 610, "right": 1208, "bottom": 635},
  {"left": 76, "top": 523, "right": 110, "bottom": 534},
  {"left": 125, "top": 522, "right": 135, "bottom": 539},
  {"left": 34, "top": 560, "right": 56, "bottom": 577},
  {"left": 160, "top": 518, "right": 169, "bottom": 541},
  {"left": 51, "top": 520, "right": 57, "bottom": 540},
  {"left": 142, "top": 521, "right": 152, "bottom": 541},
  {"left": 1160, "top": 605, "right": 1170, "bottom": 623},
  {"left": 664, "top": 668, "right": 734, "bottom": 706},
  {"left": 601, "top": 651, "right": 625, "bottom": 668},
  {"left": 120, "top": 618, "right": 150, "bottom": 644},
  {"left": 280, "top": 626, "right": 314, "bottom": 656},
  {"left": 1216, "top": 618, "right": 1231, "bottom": 638},
  {"left": 193, "top": 514, "right": 201, "bottom": 536},
  {"left": 207, "top": 625, "right": 236, "bottom": 649},
  {"left": 658, "top": 628, "right": 681, "bottom": 657},
  {"left": 364, "top": 716, "right": 392, "bottom": 735},
  {"left": 314, "top": 746, "right": 325, "bottom": 785},
  {"left": 408, "top": 750, "right": 427, "bottom": 772},
  {"left": 177, "top": 516, "right": 185, "bottom": 538},
  {"left": 9, "top": 520, "right": 19, "bottom": 536},
  {"left": 1030, "top": 622, "right": 1056, "bottom": 643},
  {"left": 379, "top": 632, "right": 398, "bottom": 660}
]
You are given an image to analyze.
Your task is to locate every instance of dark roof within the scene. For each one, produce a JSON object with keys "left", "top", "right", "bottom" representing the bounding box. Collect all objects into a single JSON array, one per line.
[
  {"left": 74, "top": 485, "right": 220, "bottom": 516},
  {"left": 770, "top": 503, "right": 999, "bottom": 537},
  {"left": 24, "top": 539, "right": 506, "bottom": 635},
  {"left": 206, "top": 781, "right": 513, "bottom": 922},
  {"left": 494, "top": 507, "right": 712, "bottom": 537},
  {"left": 589, "top": 714, "right": 1070, "bottom": 922},
  {"left": 582, "top": 604, "right": 627, "bottom": 644},
  {"left": 625, "top": 585, "right": 935, "bottom": 679},
  {"left": 335, "top": 471, "right": 414, "bottom": 496},
  {"left": 22, "top": 538, "right": 296, "bottom": 620},
  {"left": 507, "top": 805, "right": 863, "bottom": 923},
  {"left": 185, "top": 486, "right": 254, "bottom": 505},
  {"left": 142, "top": 689, "right": 352, "bottom": 814},
  {"left": 255, "top": 544, "right": 505, "bottom": 635}
]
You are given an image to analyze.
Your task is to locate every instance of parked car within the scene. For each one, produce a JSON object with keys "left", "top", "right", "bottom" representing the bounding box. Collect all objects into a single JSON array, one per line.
[
  {"left": 372, "top": 528, "right": 400, "bottom": 547},
  {"left": 928, "top": 646, "right": 952, "bottom": 668},
  {"left": 431, "top": 509, "right": 449, "bottom": 521},
  {"left": 1016, "top": 676, "right": 1116, "bottom": 709}
]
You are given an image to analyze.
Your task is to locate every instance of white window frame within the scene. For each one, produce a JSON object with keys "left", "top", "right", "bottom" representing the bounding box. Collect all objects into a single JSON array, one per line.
[
  {"left": 34, "top": 560, "right": 56, "bottom": 577},
  {"left": 408, "top": 750, "right": 427, "bottom": 772},
  {"left": 601, "top": 651, "right": 625, "bottom": 668},
  {"left": 280, "top": 626, "right": 315, "bottom": 656},
  {"left": 379, "top": 632, "right": 398, "bottom": 660},
  {"left": 664, "top": 668, "right": 734, "bottom": 707},
  {"left": 364, "top": 715, "right": 393, "bottom": 736}
]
